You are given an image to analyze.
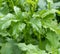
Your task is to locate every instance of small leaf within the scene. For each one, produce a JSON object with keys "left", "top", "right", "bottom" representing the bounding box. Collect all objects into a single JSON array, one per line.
[
  {"left": 0, "top": 13, "right": 14, "bottom": 30},
  {"left": 14, "top": 6, "right": 20, "bottom": 15}
]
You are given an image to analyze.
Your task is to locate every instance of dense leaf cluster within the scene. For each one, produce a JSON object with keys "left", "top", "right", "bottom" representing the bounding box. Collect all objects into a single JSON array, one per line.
[{"left": 0, "top": 0, "right": 60, "bottom": 54}]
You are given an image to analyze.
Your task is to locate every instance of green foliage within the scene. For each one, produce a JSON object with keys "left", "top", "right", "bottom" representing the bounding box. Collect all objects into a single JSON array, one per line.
[{"left": 0, "top": 0, "right": 60, "bottom": 54}]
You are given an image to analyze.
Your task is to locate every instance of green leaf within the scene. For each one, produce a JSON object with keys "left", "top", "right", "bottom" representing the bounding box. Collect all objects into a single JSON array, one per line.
[
  {"left": 46, "top": 30, "right": 59, "bottom": 54},
  {"left": 41, "top": 9, "right": 56, "bottom": 18},
  {"left": 0, "top": 13, "right": 14, "bottom": 30},
  {"left": 14, "top": 6, "right": 21, "bottom": 15},
  {"left": 0, "top": 2, "right": 9, "bottom": 14},
  {"left": 1, "top": 42, "right": 22, "bottom": 54},
  {"left": 0, "top": 30, "right": 10, "bottom": 37},
  {"left": 38, "top": 0, "right": 46, "bottom": 10},
  {"left": 30, "top": 18, "right": 42, "bottom": 33},
  {"left": 12, "top": 22, "right": 26, "bottom": 39},
  {"left": 46, "top": 30, "right": 59, "bottom": 48},
  {"left": 52, "top": 2, "right": 60, "bottom": 9},
  {"left": 18, "top": 43, "right": 47, "bottom": 54}
]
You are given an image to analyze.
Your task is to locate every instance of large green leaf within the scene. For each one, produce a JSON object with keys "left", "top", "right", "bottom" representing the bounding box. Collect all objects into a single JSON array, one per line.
[
  {"left": 18, "top": 43, "right": 47, "bottom": 54},
  {"left": 1, "top": 42, "right": 22, "bottom": 54},
  {"left": 46, "top": 30, "right": 59, "bottom": 48}
]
